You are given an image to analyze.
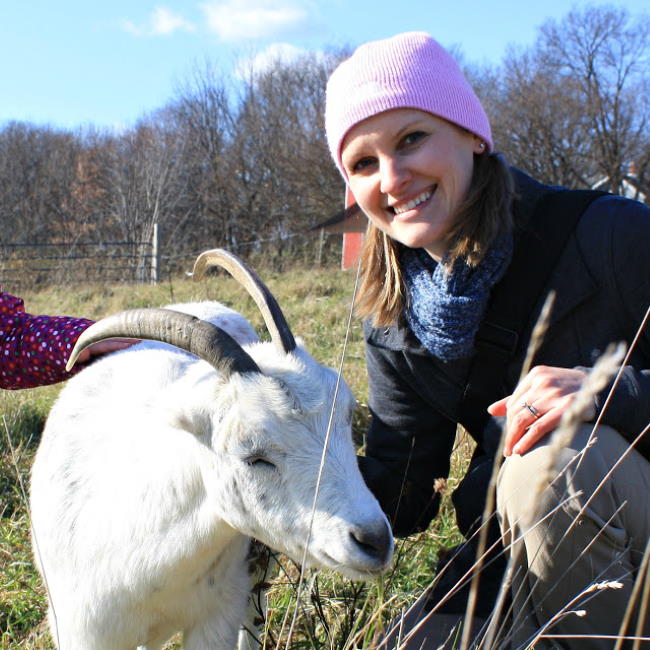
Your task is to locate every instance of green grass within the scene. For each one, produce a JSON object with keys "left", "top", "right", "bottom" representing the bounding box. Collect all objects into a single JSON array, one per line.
[
  {"left": 0, "top": 266, "right": 470, "bottom": 649},
  {"left": 1, "top": 390, "right": 57, "bottom": 649}
]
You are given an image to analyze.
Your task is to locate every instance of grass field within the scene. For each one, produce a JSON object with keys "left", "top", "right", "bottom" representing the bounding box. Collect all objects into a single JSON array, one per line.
[{"left": 0, "top": 266, "right": 472, "bottom": 649}]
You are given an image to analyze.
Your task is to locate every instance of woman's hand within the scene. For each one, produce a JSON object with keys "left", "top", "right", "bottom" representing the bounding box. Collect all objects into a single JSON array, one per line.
[
  {"left": 74, "top": 339, "right": 139, "bottom": 365},
  {"left": 488, "top": 365, "right": 591, "bottom": 457}
]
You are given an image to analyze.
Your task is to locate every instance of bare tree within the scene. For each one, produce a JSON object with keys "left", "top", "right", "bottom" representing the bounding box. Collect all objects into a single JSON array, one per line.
[
  {"left": 541, "top": 5, "right": 650, "bottom": 194},
  {"left": 0, "top": 123, "right": 81, "bottom": 243},
  {"left": 167, "top": 61, "right": 240, "bottom": 254},
  {"left": 481, "top": 48, "right": 596, "bottom": 187},
  {"left": 486, "top": 5, "right": 650, "bottom": 197},
  {"left": 229, "top": 49, "right": 346, "bottom": 264}
]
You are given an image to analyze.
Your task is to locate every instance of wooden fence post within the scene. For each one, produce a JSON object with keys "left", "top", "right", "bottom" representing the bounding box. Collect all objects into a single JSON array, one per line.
[{"left": 150, "top": 223, "right": 160, "bottom": 284}]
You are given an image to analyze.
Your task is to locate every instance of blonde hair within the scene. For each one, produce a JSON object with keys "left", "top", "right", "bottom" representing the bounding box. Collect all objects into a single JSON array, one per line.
[{"left": 354, "top": 153, "right": 514, "bottom": 327}]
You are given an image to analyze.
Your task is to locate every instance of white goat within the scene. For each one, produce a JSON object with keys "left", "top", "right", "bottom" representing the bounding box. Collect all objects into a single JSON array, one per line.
[{"left": 30, "top": 249, "right": 393, "bottom": 650}]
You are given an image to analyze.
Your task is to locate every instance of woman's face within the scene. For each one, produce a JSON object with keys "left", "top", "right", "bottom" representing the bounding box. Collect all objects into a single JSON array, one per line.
[{"left": 341, "top": 108, "right": 483, "bottom": 260}]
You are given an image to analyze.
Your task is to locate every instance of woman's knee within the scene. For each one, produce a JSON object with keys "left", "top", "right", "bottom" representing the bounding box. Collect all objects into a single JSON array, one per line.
[
  {"left": 497, "top": 423, "right": 632, "bottom": 526},
  {"left": 496, "top": 434, "right": 568, "bottom": 524}
]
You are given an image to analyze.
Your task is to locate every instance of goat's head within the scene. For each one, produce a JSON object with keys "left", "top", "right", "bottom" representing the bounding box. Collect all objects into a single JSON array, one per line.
[{"left": 67, "top": 249, "right": 393, "bottom": 579}]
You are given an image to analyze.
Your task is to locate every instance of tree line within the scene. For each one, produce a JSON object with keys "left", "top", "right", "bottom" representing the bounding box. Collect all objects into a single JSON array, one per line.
[{"left": 0, "top": 5, "right": 647, "bottom": 278}]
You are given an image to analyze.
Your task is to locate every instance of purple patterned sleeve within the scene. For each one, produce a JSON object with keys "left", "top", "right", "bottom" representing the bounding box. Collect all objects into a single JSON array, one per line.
[{"left": 1, "top": 292, "right": 94, "bottom": 389}]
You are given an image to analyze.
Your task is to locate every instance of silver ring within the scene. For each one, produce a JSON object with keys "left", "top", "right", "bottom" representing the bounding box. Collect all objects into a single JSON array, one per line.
[{"left": 522, "top": 401, "right": 541, "bottom": 419}]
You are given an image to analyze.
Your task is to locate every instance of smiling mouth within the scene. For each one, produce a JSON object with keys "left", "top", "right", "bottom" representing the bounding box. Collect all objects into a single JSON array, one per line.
[{"left": 391, "top": 187, "right": 436, "bottom": 215}]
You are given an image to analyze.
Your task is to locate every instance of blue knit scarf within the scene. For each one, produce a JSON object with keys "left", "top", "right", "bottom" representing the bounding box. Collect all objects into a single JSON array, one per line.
[{"left": 401, "top": 233, "right": 513, "bottom": 361}]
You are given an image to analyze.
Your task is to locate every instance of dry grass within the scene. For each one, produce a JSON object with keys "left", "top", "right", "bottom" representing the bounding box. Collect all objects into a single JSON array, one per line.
[
  {"left": 2, "top": 270, "right": 648, "bottom": 649},
  {"left": 0, "top": 267, "right": 465, "bottom": 649}
]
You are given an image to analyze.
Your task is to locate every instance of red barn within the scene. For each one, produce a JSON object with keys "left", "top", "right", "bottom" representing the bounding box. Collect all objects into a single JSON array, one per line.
[{"left": 316, "top": 187, "right": 367, "bottom": 270}]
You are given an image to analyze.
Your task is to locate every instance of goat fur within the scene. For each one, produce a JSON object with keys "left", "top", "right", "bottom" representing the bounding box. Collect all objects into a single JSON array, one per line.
[{"left": 30, "top": 301, "right": 393, "bottom": 650}]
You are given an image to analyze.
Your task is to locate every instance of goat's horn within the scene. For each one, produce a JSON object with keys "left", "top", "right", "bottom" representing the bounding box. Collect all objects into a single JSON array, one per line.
[
  {"left": 192, "top": 249, "right": 297, "bottom": 354},
  {"left": 66, "top": 308, "right": 260, "bottom": 376}
]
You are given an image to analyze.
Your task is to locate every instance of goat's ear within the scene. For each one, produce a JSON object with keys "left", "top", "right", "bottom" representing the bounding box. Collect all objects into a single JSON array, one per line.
[
  {"left": 277, "top": 379, "right": 304, "bottom": 415},
  {"left": 172, "top": 410, "right": 213, "bottom": 439}
]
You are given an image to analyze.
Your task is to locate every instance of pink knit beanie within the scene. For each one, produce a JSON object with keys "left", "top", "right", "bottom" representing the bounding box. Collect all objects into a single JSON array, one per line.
[{"left": 325, "top": 31, "right": 492, "bottom": 178}]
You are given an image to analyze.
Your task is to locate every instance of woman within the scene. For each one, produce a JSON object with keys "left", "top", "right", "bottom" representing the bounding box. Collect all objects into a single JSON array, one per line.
[
  {"left": 1, "top": 291, "right": 132, "bottom": 389},
  {"left": 325, "top": 31, "right": 650, "bottom": 648}
]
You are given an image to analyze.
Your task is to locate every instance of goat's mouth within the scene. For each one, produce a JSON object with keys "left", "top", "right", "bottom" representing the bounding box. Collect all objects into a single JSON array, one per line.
[
  {"left": 274, "top": 519, "right": 393, "bottom": 578},
  {"left": 309, "top": 540, "right": 393, "bottom": 579},
  {"left": 321, "top": 552, "right": 391, "bottom": 579}
]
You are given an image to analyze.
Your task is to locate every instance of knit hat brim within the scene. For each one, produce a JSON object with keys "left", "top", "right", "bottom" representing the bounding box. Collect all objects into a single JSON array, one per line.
[{"left": 325, "top": 31, "right": 492, "bottom": 178}]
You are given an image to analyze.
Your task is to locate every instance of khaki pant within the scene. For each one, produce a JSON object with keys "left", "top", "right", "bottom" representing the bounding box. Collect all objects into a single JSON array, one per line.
[{"left": 497, "top": 424, "right": 650, "bottom": 649}]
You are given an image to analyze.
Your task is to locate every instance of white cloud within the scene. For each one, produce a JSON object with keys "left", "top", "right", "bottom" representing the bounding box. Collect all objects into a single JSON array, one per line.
[
  {"left": 235, "top": 42, "right": 308, "bottom": 78},
  {"left": 200, "top": 0, "right": 308, "bottom": 41},
  {"left": 121, "top": 19, "right": 144, "bottom": 36},
  {"left": 121, "top": 6, "right": 195, "bottom": 37},
  {"left": 151, "top": 7, "right": 196, "bottom": 35}
]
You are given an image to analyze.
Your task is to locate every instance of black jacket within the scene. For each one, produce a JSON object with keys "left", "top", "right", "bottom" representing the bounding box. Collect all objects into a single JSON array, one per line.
[{"left": 358, "top": 170, "right": 650, "bottom": 537}]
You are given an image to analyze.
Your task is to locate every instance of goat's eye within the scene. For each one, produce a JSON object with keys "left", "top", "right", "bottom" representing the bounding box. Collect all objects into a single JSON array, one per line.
[{"left": 245, "top": 456, "right": 276, "bottom": 470}]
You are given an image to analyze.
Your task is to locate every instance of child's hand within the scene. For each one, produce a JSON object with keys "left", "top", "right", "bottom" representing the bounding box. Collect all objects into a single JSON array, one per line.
[{"left": 75, "top": 339, "right": 139, "bottom": 364}]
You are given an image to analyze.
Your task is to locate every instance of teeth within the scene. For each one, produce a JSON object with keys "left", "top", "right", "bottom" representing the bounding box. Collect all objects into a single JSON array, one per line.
[{"left": 393, "top": 189, "right": 433, "bottom": 215}]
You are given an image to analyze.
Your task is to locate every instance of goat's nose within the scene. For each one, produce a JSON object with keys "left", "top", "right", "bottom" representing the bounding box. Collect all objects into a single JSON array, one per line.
[{"left": 350, "top": 522, "right": 392, "bottom": 562}]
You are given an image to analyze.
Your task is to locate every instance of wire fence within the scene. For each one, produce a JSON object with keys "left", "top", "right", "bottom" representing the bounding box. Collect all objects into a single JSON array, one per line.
[
  {"left": 0, "top": 228, "right": 342, "bottom": 291},
  {"left": 0, "top": 240, "right": 158, "bottom": 290}
]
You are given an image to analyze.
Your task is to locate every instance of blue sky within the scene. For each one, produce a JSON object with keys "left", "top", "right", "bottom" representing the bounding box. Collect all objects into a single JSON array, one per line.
[{"left": 1, "top": 0, "right": 647, "bottom": 132}]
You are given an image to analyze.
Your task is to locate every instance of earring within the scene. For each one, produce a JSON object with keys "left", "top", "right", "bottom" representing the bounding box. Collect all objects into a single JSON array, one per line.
[{"left": 479, "top": 142, "right": 486, "bottom": 150}]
